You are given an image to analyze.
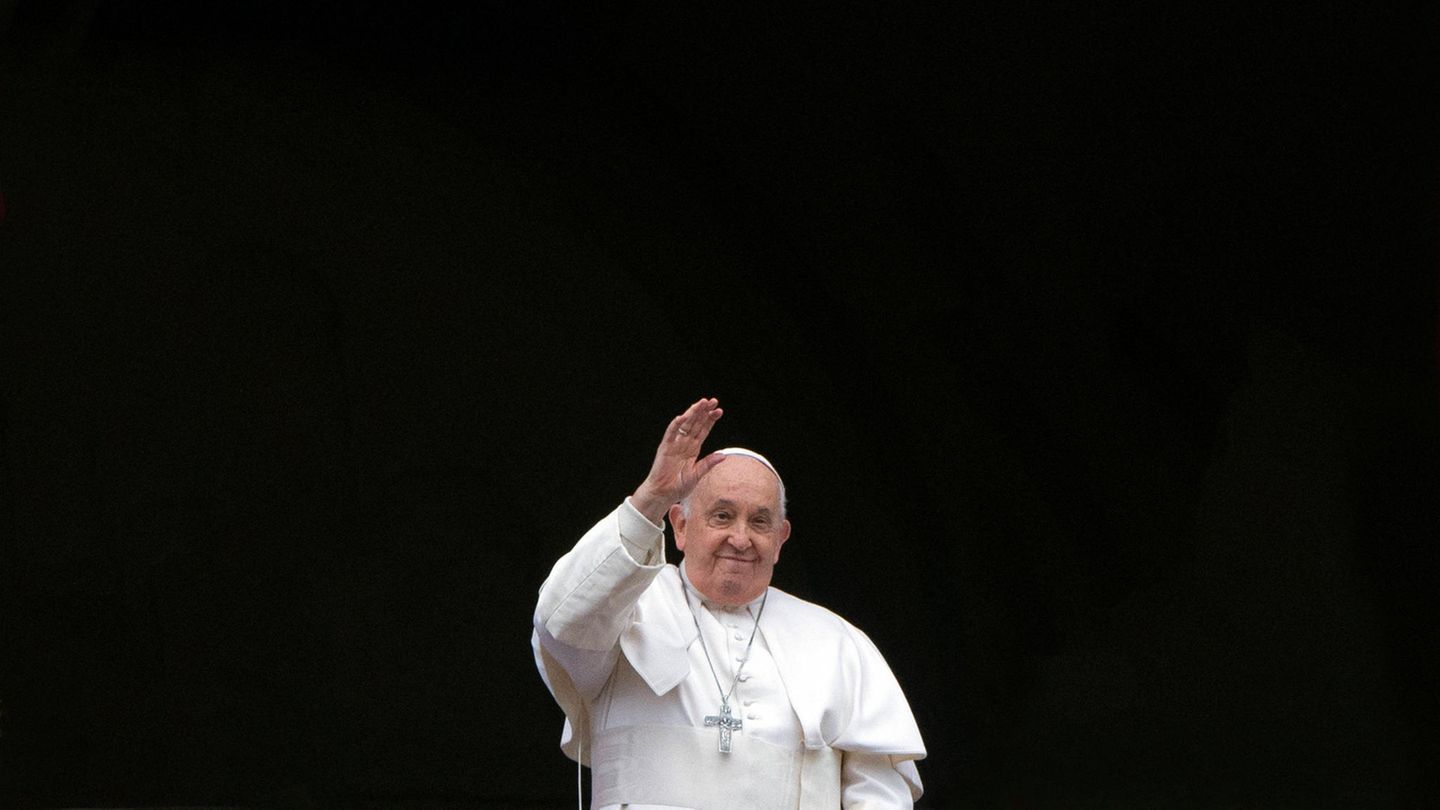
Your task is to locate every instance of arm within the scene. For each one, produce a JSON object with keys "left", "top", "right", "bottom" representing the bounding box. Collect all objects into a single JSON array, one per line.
[
  {"left": 534, "top": 398, "right": 729, "bottom": 695},
  {"left": 533, "top": 498, "right": 670, "bottom": 698},
  {"left": 842, "top": 752, "right": 917, "bottom": 809}
]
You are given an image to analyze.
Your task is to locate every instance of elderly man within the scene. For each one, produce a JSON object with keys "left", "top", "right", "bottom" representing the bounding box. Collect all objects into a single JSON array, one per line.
[{"left": 533, "top": 398, "right": 926, "bottom": 808}]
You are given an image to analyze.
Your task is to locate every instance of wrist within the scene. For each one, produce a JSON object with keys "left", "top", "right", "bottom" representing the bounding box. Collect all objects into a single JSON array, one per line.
[{"left": 629, "top": 484, "right": 673, "bottom": 527}]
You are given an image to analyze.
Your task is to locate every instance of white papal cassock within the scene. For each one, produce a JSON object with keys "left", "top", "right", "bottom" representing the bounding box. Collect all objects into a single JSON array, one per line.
[{"left": 533, "top": 499, "right": 927, "bottom": 809}]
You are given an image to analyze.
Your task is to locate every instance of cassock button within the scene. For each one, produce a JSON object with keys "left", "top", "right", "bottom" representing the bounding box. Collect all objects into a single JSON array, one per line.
[
  {"left": 747, "top": 712, "right": 758, "bottom": 720},
  {"left": 733, "top": 633, "right": 744, "bottom": 641}
]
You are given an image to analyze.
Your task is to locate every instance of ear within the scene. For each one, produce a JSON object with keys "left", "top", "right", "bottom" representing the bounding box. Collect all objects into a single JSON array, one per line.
[
  {"left": 773, "top": 518, "right": 792, "bottom": 563},
  {"left": 668, "top": 503, "right": 689, "bottom": 551}
]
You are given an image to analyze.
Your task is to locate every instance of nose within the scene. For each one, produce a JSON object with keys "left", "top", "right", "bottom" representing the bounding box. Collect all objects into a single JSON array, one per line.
[{"left": 726, "top": 527, "right": 754, "bottom": 551}]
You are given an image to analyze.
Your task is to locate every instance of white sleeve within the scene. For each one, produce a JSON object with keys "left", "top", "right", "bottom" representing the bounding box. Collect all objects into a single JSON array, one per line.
[
  {"left": 841, "top": 751, "right": 916, "bottom": 809},
  {"left": 533, "top": 498, "right": 668, "bottom": 697}
]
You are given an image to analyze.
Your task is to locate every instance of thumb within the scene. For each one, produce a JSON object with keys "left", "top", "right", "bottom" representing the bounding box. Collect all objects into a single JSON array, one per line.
[{"left": 692, "top": 451, "right": 729, "bottom": 481}]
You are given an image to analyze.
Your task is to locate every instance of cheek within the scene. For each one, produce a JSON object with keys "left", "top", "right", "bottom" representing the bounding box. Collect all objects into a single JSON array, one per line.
[
  {"left": 705, "top": 534, "right": 728, "bottom": 556},
  {"left": 677, "top": 523, "right": 709, "bottom": 552},
  {"left": 688, "top": 530, "right": 718, "bottom": 556}
]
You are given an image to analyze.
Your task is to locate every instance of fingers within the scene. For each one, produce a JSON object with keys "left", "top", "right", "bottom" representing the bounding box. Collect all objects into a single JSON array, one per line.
[
  {"left": 665, "top": 413, "right": 689, "bottom": 443},
  {"left": 692, "top": 450, "right": 729, "bottom": 480},
  {"left": 688, "top": 405, "right": 723, "bottom": 445},
  {"left": 672, "top": 398, "right": 721, "bottom": 444}
]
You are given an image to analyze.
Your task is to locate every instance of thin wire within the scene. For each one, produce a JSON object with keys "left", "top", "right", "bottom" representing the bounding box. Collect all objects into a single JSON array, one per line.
[
  {"left": 681, "top": 577, "right": 768, "bottom": 709},
  {"left": 576, "top": 586, "right": 766, "bottom": 809}
]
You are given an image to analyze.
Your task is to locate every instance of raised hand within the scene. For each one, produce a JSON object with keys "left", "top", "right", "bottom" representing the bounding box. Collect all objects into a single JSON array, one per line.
[{"left": 630, "top": 398, "right": 727, "bottom": 525}]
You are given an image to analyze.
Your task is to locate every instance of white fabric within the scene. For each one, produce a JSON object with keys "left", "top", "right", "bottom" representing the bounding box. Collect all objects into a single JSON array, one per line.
[
  {"left": 592, "top": 725, "right": 802, "bottom": 808},
  {"left": 533, "top": 499, "right": 925, "bottom": 808},
  {"left": 590, "top": 728, "right": 844, "bottom": 810},
  {"left": 675, "top": 566, "right": 804, "bottom": 750}
]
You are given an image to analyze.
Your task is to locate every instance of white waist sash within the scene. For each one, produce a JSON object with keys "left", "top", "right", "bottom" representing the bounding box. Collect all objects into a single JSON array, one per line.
[{"left": 591, "top": 725, "right": 841, "bottom": 810}]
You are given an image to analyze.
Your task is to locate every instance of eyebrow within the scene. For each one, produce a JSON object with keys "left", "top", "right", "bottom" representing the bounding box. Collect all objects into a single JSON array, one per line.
[{"left": 707, "top": 499, "right": 772, "bottom": 518}]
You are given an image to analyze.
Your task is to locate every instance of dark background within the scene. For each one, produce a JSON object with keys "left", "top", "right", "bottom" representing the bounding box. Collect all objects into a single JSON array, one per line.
[{"left": 2, "top": 1, "right": 1437, "bottom": 807}]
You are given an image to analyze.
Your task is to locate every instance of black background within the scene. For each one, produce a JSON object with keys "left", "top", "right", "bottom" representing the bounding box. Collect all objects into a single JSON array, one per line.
[{"left": 2, "top": 1, "right": 1437, "bottom": 807}]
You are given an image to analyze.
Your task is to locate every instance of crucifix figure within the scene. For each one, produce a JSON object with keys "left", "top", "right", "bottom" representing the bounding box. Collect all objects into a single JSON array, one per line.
[{"left": 704, "top": 703, "right": 743, "bottom": 753}]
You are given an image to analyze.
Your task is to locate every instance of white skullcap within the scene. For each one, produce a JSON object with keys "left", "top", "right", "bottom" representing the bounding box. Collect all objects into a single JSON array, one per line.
[{"left": 714, "top": 447, "right": 783, "bottom": 487}]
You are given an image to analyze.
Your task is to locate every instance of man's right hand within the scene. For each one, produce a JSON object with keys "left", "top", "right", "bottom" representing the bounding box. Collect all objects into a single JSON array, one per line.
[{"left": 629, "top": 398, "right": 727, "bottom": 526}]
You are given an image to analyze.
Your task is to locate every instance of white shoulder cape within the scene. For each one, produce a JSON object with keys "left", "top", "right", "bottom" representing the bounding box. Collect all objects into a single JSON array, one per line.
[{"left": 533, "top": 565, "right": 926, "bottom": 795}]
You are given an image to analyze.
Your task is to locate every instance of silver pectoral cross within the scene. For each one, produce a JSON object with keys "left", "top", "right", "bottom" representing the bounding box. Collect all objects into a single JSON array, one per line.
[{"left": 704, "top": 703, "right": 743, "bottom": 753}]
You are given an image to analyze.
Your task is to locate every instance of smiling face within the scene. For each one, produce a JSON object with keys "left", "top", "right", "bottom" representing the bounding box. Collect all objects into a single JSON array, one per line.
[{"left": 669, "top": 456, "right": 792, "bottom": 606}]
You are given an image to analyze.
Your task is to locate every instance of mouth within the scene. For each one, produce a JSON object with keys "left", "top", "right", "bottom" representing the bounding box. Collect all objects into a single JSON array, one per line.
[{"left": 716, "top": 554, "right": 757, "bottom": 563}]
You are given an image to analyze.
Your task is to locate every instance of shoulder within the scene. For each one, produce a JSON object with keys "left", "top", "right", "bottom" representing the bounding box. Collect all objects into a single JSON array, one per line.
[
  {"left": 763, "top": 585, "right": 864, "bottom": 640},
  {"left": 764, "top": 585, "right": 903, "bottom": 664}
]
